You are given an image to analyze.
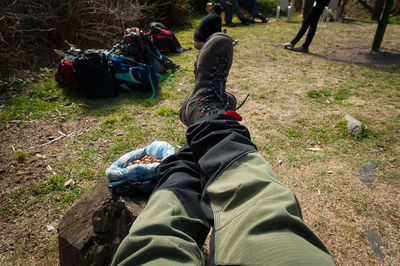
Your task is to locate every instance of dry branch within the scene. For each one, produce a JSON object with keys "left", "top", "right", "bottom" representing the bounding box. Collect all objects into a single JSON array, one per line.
[{"left": 1, "top": 0, "right": 190, "bottom": 82}]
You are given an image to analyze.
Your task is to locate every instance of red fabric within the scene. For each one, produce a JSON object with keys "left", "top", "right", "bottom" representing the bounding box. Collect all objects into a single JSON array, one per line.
[
  {"left": 147, "top": 28, "right": 182, "bottom": 52},
  {"left": 224, "top": 110, "right": 242, "bottom": 121},
  {"left": 55, "top": 59, "right": 78, "bottom": 88}
]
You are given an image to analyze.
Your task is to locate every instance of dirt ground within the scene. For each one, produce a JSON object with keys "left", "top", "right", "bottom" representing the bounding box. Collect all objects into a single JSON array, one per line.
[{"left": 1, "top": 20, "right": 399, "bottom": 265}]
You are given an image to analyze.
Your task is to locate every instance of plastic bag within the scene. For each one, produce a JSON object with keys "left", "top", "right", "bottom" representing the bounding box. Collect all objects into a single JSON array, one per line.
[{"left": 106, "top": 141, "right": 176, "bottom": 196}]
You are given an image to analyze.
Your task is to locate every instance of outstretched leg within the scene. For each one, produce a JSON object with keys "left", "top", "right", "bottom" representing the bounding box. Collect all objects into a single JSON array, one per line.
[
  {"left": 111, "top": 144, "right": 209, "bottom": 265},
  {"left": 180, "top": 33, "right": 335, "bottom": 265}
]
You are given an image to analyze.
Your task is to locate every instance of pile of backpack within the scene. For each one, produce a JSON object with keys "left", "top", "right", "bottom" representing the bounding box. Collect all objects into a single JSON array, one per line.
[{"left": 55, "top": 23, "right": 184, "bottom": 99}]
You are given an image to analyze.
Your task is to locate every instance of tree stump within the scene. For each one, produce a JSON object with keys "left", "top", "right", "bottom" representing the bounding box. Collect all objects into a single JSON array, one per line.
[{"left": 58, "top": 180, "right": 147, "bottom": 265}]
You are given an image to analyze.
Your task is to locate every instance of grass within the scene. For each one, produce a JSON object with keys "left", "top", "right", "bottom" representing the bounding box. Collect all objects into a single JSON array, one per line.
[{"left": 1, "top": 15, "right": 400, "bottom": 265}]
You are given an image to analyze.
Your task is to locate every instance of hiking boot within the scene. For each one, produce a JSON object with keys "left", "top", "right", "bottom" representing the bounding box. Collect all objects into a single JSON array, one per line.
[
  {"left": 293, "top": 46, "right": 309, "bottom": 53},
  {"left": 282, "top": 42, "right": 294, "bottom": 50},
  {"left": 248, "top": 17, "right": 256, "bottom": 23},
  {"left": 179, "top": 33, "right": 234, "bottom": 127}
]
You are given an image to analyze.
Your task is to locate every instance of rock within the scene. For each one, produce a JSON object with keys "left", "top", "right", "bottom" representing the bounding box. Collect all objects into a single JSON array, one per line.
[
  {"left": 278, "top": 160, "right": 283, "bottom": 165},
  {"left": 389, "top": 158, "right": 397, "bottom": 163},
  {"left": 58, "top": 179, "right": 146, "bottom": 266},
  {"left": 327, "top": 170, "right": 333, "bottom": 174},
  {"left": 365, "top": 229, "right": 385, "bottom": 259},
  {"left": 357, "top": 162, "right": 376, "bottom": 186},
  {"left": 344, "top": 114, "right": 363, "bottom": 136}
]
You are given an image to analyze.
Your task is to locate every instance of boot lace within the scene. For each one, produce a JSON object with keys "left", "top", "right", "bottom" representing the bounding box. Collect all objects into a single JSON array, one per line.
[{"left": 200, "top": 52, "right": 230, "bottom": 114}]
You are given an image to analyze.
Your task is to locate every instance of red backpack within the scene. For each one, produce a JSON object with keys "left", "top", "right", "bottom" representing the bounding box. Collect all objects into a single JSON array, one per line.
[
  {"left": 121, "top": 27, "right": 148, "bottom": 63},
  {"left": 146, "top": 28, "right": 182, "bottom": 54},
  {"left": 55, "top": 59, "right": 79, "bottom": 88}
]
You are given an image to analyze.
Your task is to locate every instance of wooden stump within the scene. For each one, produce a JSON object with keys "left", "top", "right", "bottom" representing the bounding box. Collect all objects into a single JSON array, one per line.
[{"left": 58, "top": 180, "right": 146, "bottom": 265}]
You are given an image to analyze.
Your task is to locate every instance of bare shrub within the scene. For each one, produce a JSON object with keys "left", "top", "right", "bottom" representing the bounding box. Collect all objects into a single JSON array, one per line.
[{"left": 0, "top": 0, "right": 190, "bottom": 83}]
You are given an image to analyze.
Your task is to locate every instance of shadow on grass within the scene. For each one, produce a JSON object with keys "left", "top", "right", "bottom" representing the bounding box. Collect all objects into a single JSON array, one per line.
[
  {"left": 310, "top": 50, "right": 400, "bottom": 69},
  {"left": 60, "top": 77, "right": 172, "bottom": 117}
]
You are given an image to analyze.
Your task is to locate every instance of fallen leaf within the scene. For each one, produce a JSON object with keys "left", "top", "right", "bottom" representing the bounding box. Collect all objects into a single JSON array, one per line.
[
  {"left": 36, "top": 154, "right": 46, "bottom": 159},
  {"left": 64, "top": 179, "right": 74, "bottom": 187}
]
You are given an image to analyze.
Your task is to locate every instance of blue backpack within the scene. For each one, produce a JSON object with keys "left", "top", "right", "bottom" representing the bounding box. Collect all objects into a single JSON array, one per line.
[{"left": 110, "top": 56, "right": 158, "bottom": 99}]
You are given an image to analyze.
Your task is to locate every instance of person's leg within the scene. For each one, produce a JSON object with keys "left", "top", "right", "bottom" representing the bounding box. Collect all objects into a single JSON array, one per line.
[
  {"left": 228, "top": 0, "right": 251, "bottom": 24},
  {"left": 180, "top": 33, "right": 335, "bottom": 265},
  {"left": 193, "top": 40, "right": 205, "bottom": 50},
  {"left": 111, "top": 144, "right": 209, "bottom": 266},
  {"left": 187, "top": 115, "right": 335, "bottom": 265},
  {"left": 250, "top": 0, "right": 268, "bottom": 22},
  {"left": 290, "top": 8, "right": 314, "bottom": 45},
  {"left": 216, "top": 0, "right": 234, "bottom": 26},
  {"left": 301, "top": 7, "right": 325, "bottom": 49}
]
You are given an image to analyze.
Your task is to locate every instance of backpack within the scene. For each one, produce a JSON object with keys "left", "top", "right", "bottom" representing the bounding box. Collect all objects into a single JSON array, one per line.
[
  {"left": 120, "top": 27, "right": 148, "bottom": 63},
  {"left": 110, "top": 56, "right": 158, "bottom": 98},
  {"left": 73, "top": 50, "right": 119, "bottom": 98},
  {"left": 116, "top": 26, "right": 179, "bottom": 74},
  {"left": 55, "top": 59, "right": 79, "bottom": 88},
  {"left": 146, "top": 23, "right": 183, "bottom": 54}
]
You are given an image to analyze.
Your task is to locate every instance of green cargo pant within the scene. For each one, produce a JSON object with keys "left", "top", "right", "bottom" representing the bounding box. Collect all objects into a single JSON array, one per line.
[{"left": 112, "top": 115, "right": 335, "bottom": 265}]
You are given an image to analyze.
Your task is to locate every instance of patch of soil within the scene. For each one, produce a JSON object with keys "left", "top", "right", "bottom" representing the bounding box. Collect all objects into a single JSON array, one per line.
[
  {"left": 0, "top": 118, "right": 96, "bottom": 193},
  {"left": 0, "top": 117, "right": 96, "bottom": 263},
  {"left": 314, "top": 39, "right": 400, "bottom": 68}
]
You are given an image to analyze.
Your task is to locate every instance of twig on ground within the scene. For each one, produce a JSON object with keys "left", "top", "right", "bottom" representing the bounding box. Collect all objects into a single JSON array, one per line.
[
  {"left": 28, "top": 131, "right": 75, "bottom": 150},
  {"left": 15, "top": 169, "right": 57, "bottom": 175}
]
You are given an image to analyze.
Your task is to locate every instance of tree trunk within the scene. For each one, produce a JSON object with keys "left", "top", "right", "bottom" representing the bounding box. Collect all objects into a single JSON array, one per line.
[
  {"left": 372, "top": 0, "right": 385, "bottom": 20},
  {"left": 372, "top": 0, "right": 395, "bottom": 51},
  {"left": 340, "top": 0, "right": 348, "bottom": 19}
]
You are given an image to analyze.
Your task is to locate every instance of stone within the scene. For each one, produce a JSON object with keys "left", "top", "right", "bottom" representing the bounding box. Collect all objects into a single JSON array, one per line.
[
  {"left": 344, "top": 114, "right": 363, "bottom": 136},
  {"left": 357, "top": 162, "right": 376, "bottom": 187},
  {"left": 58, "top": 179, "right": 146, "bottom": 266},
  {"left": 365, "top": 229, "right": 385, "bottom": 259}
]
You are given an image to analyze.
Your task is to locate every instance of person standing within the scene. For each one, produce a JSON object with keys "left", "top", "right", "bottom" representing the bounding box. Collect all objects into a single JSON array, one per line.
[{"left": 282, "top": 0, "right": 330, "bottom": 53}]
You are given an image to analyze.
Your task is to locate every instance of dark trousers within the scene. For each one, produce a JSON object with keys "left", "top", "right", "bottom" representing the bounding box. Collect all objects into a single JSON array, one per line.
[
  {"left": 240, "top": 0, "right": 263, "bottom": 18},
  {"left": 228, "top": 0, "right": 248, "bottom": 21},
  {"left": 112, "top": 114, "right": 335, "bottom": 265},
  {"left": 216, "top": 0, "right": 234, "bottom": 24},
  {"left": 291, "top": 6, "right": 325, "bottom": 48}
]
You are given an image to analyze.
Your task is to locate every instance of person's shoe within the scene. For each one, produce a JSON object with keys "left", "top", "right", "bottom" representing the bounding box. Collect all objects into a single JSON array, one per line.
[
  {"left": 282, "top": 42, "right": 294, "bottom": 50},
  {"left": 248, "top": 17, "right": 256, "bottom": 23},
  {"left": 226, "top": 22, "right": 235, "bottom": 27},
  {"left": 179, "top": 33, "right": 234, "bottom": 127},
  {"left": 240, "top": 18, "right": 250, "bottom": 25},
  {"left": 260, "top": 15, "right": 269, "bottom": 23},
  {"left": 293, "top": 46, "right": 309, "bottom": 53}
]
